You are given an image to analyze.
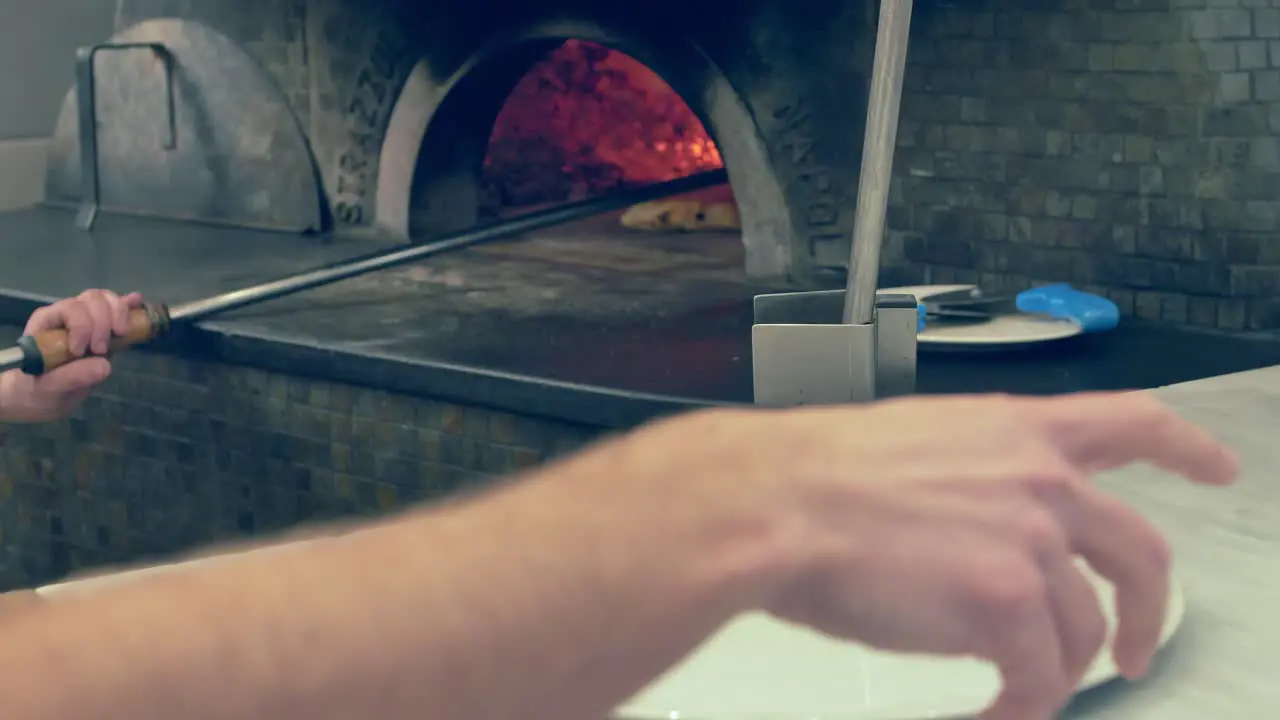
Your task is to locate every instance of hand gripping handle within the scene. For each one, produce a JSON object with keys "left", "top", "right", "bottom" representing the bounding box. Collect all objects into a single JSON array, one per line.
[{"left": 15, "top": 303, "right": 171, "bottom": 376}]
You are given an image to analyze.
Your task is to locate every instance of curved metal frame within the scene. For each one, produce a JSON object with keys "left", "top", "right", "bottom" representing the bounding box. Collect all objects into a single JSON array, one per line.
[{"left": 74, "top": 42, "right": 177, "bottom": 231}]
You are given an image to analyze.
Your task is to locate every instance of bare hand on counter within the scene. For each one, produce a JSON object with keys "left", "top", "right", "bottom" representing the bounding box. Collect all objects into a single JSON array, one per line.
[
  {"left": 742, "top": 392, "right": 1236, "bottom": 720},
  {"left": 0, "top": 289, "right": 142, "bottom": 422},
  {"left": 0, "top": 392, "right": 1237, "bottom": 720}
]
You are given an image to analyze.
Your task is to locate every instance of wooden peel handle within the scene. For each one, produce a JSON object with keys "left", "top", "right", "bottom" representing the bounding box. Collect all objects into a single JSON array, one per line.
[{"left": 15, "top": 303, "right": 171, "bottom": 376}]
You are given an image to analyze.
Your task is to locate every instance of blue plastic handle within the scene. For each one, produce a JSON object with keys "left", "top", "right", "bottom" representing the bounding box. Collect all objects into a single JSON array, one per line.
[
  {"left": 1015, "top": 283, "right": 1119, "bottom": 333},
  {"left": 916, "top": 303, "right": 927, "bottom": 332}
]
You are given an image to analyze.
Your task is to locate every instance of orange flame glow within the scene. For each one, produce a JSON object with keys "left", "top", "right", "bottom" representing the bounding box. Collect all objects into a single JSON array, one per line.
[{"left": 483, "top": 39, "right": 723, "bottom": 211}]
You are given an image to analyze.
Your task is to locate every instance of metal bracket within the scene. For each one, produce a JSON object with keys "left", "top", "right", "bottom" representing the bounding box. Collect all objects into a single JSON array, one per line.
[
  {"left": 74, "top": 42, "right": 177, "bottom": 231},
  {"left": 751, "top": 290, "right": 919, "bottom": 407}
]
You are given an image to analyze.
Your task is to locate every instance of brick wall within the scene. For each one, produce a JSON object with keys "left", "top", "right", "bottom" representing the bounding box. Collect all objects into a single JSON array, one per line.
[
  {"left": 0, "top": 332, "right": 602, "bottom": 590},
  {"left": 887, "top": 0, "right": 1280, "bottom": 330}
]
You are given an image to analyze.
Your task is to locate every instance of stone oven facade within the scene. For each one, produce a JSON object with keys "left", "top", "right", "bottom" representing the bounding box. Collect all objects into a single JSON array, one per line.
[
  {"left": 37, "top": 0, "right": 1280, "bottom": 329},
  {"left": 46, "top": 0, "right": 877, "bottom": 284}
]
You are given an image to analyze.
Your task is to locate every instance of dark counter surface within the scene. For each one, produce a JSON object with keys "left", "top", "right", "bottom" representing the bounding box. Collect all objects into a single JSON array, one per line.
[{"left": 2, "top": 205, "right": 1279, "bottom": 428}]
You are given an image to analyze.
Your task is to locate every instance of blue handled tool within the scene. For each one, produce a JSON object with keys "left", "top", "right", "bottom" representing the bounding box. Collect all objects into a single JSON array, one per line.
[
  {"left": 1015, "top": 283, "right": 1119, "bottom": 333},
  {"left": 917, "top": 284, "right": 1119, "bottom": 334}
]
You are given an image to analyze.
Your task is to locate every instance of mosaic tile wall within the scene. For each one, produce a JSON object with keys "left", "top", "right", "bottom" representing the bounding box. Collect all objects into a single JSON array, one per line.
[
  {"left": 886, "top": 0, "right": 1280, "bottom": 330},
  {"left": 0, "top": 332, "right": 603, "bottom": 590}
]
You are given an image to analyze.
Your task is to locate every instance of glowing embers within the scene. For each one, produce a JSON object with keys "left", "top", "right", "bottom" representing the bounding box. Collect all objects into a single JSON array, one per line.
[{"left": 483, "top": 39, "right": 724, "bottom": 213}]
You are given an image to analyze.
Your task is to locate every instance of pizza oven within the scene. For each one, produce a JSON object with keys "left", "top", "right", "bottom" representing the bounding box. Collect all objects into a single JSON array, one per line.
[{"left": 38, "top": 0, "right": 899, "bottom": 285}]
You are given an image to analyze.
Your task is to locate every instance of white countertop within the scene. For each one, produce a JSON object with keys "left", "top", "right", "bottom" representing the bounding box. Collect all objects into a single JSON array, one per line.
[{"left": 1067, "top": 365, "right": 1280, "bottom": 717}]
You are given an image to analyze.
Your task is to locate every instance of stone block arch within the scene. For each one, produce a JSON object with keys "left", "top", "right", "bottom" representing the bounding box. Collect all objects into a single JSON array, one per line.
[{"left": 376, "top": 23, "right": 794, "bottom": 279}]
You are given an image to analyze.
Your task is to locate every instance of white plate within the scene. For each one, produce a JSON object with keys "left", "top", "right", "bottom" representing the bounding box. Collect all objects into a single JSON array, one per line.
[
  {"left": 880, "top": 284, "right": 1084, "bottom": 349},
  {"left": 617, "top": 561, "right": 1186, "bottom": 720}
]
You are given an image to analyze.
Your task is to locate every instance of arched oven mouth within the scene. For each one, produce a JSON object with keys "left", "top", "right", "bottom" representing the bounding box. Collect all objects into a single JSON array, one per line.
[{"left": 376, "top": 19, "right": 805, "bottom": 284}]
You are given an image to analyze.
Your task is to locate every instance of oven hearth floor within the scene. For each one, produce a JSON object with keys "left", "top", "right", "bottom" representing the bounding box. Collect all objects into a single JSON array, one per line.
[{"left": 1, "top": 205, "right": 1279, "bottom": 427}]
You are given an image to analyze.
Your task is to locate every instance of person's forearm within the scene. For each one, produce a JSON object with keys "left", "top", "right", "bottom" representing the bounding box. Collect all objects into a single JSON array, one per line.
[
  {"left": 0, "top": 410, "right": 799, "bottom": 720},
  {"left": 48, "top": 516, "right": 369, "bottom": 588}
]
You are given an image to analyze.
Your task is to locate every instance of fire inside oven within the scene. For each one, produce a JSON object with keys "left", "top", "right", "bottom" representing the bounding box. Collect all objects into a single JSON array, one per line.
[{"left": 480, "top": 40, "right": 738, "bottom": 231}]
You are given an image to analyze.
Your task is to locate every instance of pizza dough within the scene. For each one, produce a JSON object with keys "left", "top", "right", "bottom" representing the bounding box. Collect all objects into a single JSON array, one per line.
[{"left": 620, "top": 199, "right": 741, "bottom": 232}]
